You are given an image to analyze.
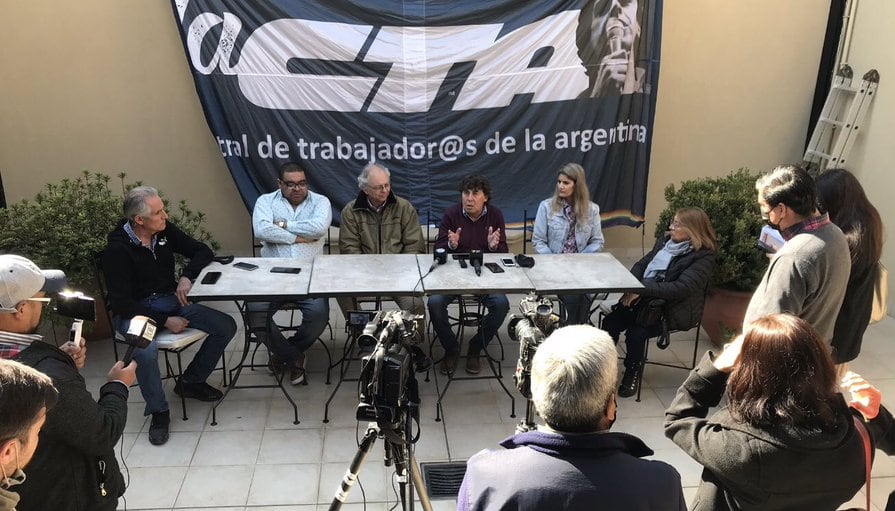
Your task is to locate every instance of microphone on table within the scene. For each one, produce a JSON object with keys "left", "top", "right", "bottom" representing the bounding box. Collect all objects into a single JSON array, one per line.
[
  {"left": 470, "top": 249, "right": 484, "bottom": 277},
  {"left": 121, "top": 315, "right": 157, "bottom": 365}
]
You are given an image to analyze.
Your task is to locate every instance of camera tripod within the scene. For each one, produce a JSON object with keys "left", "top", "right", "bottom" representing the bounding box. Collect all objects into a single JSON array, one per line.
[{"left": 328, "top": 410, "right": 432, "bottom": 511}]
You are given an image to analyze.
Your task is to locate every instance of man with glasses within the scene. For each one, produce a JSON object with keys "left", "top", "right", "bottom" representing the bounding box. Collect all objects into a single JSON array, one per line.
[
  {"left": 0, "top": 254, "right": 137, "bottom": 510},
  {"left": 250, "top": 162, "right": 331, "bottom": 385},
  {"left": 337, "top": 162, "right": 425, "bottom": 322},
  {"left": 743, "top": 165, "right": 850, "bottom": 345}
]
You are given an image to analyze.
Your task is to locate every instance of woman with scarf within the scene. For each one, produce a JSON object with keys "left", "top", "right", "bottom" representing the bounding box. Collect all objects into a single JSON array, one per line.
[
  {"left": 602, "top": 207, "right": 716, "bottom": 397},
  {"left": 532, "top": 163, "right": 604, "bottom": 324}
]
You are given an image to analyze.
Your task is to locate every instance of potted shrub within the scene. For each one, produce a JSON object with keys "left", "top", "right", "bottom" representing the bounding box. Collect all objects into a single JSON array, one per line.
[
  {"left": 0, "top": 171, "right": 219, "bottom": 338},
  {"left": 656, "top": 168, "right": 768, "bottom": 343}
]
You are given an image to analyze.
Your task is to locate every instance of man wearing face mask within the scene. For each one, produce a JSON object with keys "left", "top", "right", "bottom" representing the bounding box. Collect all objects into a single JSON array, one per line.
[
  {"left": 0, "top": 360, "right": 58, "bottom": 511},
  {"left": 743, "top": 165, "right": 850, "bottom": 345},
  {"left": 458, "top": 325, "right": 685, "bottom": 510},
  {"left": 0, "top": 254, "right": 136, "bottom": 510}
]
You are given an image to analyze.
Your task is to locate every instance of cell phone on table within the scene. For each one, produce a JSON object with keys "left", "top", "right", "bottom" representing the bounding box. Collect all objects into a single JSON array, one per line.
[
  {"left": 500, "top": 257, "right": 516, "bottom": 267},
  {"left": 484, "top": 262, "right": 504, "bottom": 273},
  {"left": 270, "top": 266, "right": 301, "bottom": 274},
  {"left": 200, "top": 271, "right": 222, "bottom": 285},
  {"left": 233, "top": 262, "right": 259, "bottom": 271}
]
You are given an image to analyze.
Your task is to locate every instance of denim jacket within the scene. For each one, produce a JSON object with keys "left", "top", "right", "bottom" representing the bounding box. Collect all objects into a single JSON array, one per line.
[{"left": 532, "top": 198, "right": 604, "bottom": 254}]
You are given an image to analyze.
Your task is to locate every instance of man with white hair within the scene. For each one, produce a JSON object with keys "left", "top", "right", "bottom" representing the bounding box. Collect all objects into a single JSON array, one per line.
[
  {"left": 337, "top": 162, "right": 425, "bottom": 321},
  {"left": 458, "top": 324, "right": 684, "bottom": 510},
  {"left": 104, "top": 186, "right": 236, "bottom": 446}
]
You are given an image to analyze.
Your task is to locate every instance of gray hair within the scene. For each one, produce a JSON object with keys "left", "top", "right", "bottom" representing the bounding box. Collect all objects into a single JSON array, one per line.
[
  {"left": 357, "top": 162, "right": 390, "bottom": 190},
  {"left": 123, "top": 186, "right": 160, "bottom": 221},
  {"left": 530, "top": 325, "right": 618, "bottom": 431}
]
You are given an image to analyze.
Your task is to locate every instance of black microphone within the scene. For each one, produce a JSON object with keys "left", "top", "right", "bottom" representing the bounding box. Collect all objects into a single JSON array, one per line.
[
  {"left": 470, "top": 249, "right": 483, "bottom": 277},
  {"left": 121, "top": 315, "right": 157, "bottom": 364}
]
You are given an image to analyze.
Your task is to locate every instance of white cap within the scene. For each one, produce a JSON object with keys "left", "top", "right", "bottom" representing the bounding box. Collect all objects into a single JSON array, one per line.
[{"left": 0, "top": 255, "right": 67, "bottom": 313}]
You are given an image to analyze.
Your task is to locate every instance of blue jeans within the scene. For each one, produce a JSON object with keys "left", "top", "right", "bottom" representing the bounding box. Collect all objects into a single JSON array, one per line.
[
  {"left": 246, "top": 298, "right": 329, "bottom": 363},
  {"left": 427, "top": 294, "right": 509, "bottom": 353},
  {"left": 116, "top": 293, "right": 237, "bottom": 416}
]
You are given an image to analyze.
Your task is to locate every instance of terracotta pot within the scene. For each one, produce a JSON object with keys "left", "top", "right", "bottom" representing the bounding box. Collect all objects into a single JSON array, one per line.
[
  {"left": 701, "top": 287, "right": 753, "bottom": 345},
  {"left": 85, "top": 297, "right": 113, "bottom": 342}
]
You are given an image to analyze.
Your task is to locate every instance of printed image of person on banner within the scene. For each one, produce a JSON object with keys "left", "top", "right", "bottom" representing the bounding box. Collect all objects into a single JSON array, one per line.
[{"left": 577, "top": 0, "right": 646, "bottom": 97}]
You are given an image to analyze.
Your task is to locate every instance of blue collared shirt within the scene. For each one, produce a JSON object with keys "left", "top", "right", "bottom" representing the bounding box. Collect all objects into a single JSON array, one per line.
[{"left": 252, "top": 189, "right": 332, "bottom": 258}]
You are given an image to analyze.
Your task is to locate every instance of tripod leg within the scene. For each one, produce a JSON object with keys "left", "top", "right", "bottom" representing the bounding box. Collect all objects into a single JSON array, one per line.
[
  {"left": 409, "top": 452, "right": 433, "bottom": 511},
  {"left": 328, "top": 423, "right": 379, "bottom": 511}
]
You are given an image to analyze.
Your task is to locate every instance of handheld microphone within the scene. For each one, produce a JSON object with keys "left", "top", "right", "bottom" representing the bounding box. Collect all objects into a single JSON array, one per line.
[
  {"left": 121, "top": 315, "right": 157, "bottom": 365},
  {"left": 607, "top": 24, "right": 625, "bottom": 56},
  {"left": 469, "top": 249, "right": 484, "bottom": 277}
]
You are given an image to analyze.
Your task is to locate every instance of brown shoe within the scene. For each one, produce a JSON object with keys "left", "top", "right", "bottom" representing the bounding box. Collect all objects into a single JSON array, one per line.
[
  {"left": 465, "top": 347, "right": 482, "bottom": 375},
  {"left": 289, "top": 353, "right": 307, "bottom": 385},
  {"left": 440, "top": 351, "right": 459, "bottom": 375}
]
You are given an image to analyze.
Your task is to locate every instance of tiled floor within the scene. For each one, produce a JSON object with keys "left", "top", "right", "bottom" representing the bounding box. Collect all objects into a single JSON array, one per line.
[{"left": 75, "top": 298, "right": 895, "bottom": 510}]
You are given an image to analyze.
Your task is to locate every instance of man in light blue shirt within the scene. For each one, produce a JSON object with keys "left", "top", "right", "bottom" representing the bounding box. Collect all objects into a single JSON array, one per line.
[{"left": 249, "top": 162, "right": 331, "bottom": 385}]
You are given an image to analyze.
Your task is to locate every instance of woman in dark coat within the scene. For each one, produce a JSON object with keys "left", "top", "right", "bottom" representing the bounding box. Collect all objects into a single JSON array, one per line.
[
  {"left": 665, "top": 314, "right": 867, "bottom": 510},
  {"left": 815, "top": 168, "right": 884, "bottom": 365},
  {"left": 601, "top": 207, "right": 716, "bottom": 397}
]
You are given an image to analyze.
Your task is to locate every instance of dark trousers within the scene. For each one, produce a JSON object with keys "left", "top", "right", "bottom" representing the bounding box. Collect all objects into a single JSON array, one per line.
[{"left": 601, "top": 305, "right": 662, "bottom": 371}]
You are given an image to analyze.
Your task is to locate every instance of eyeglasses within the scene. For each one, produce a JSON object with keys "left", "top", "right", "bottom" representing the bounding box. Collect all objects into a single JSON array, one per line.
[
  {"left": 669, "top": 220, "right": 682, "bottom": 229},
  {"left": 280, "top": 180, "right": 309, "bottom": 190},
  {"left": 366, "top": 183, "right": 390, "bottom": 192},
  {"left": 25, "top": 297, "right": 51, "bottom": 308}
]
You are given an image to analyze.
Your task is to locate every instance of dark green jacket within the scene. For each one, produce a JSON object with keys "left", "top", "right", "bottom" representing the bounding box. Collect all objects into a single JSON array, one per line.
[
  {"left": 339, "top": 191, "right": 424, "bottom": 255},
  {"left": 14, "top": 342, "right": 128, "bottom": 511}
]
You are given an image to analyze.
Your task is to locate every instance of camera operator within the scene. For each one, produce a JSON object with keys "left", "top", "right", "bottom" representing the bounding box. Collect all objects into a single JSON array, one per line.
[
  {"left": 0, "top": 359, "right": 58, "bottom": 511},
  {"left": 0, "top": 254, "right": 137, "bottom": 511},
  {"left": 459, "top": 325, "right": 684, "bottom": 510}
]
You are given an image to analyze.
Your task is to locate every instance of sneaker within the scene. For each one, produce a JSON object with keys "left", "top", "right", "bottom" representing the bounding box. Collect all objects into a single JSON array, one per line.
[
  {"left": 289, "top": 353, "right": 306, "bottom": 385},
  {"left": 148, "top": 410, "right": 170, "bottom": 446},
  {"left": 440, "top": 351, "right": 459, "bottom": 375},
  {"left": 618, "top": 367, "right": 641, "bottom": 398},
  {"left": 174, "top": 381, "right": 223, "bottom": 402}
]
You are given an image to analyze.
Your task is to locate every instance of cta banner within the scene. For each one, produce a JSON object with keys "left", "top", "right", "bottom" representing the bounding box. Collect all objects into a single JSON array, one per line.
[{"left": 172, "top": 0, "right": 661, "bottom": 227}]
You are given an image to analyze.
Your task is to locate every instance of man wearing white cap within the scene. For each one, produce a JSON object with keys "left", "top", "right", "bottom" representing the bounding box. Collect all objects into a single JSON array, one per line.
[
  {"left": 0, "top": 254, "right": 67, "bottom": 358},
  {"left": 0, "top": 254, "right": 136, "bottom": 511}
]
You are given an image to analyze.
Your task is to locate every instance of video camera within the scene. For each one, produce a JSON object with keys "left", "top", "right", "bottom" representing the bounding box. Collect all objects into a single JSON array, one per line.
[
  {"left": 356, "top": 310, "right": 429, "bottom": 427},
  {"left": 508, "top": 295, "right": 560, "bottom": 399}
]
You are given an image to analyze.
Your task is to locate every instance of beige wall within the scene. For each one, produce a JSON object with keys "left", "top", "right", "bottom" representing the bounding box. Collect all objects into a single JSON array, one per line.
[
  {"left": 1, "top": 2, "right": 829, "bottom": 259},
  {"left": 838, "top": 0, "right": 895, "bottom": 312}
]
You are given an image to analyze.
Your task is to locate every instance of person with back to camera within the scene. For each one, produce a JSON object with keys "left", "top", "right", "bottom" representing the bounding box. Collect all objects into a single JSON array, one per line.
[
  {"left": 0, "top": 359, "right": 58, "bottom": 511},
  {"left": 458, "top": 324, "right": 685, "bottom": 510},
  {"left": 532, "top": 162, "right": 604, "bottom": 325},
  {"left": 815, "top": 168, "right": 884, "bottom": 368},
  {"left": 600, "top": 207, "right": 716, "bottom": 397},
  {"left": 665, "top": 314, "right": 867, "bottom": 510}
]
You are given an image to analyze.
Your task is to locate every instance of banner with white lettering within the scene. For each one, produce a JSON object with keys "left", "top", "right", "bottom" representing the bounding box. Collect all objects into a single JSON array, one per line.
[{"left": 172, "top": 0, "right": 661, "bottom": 227}]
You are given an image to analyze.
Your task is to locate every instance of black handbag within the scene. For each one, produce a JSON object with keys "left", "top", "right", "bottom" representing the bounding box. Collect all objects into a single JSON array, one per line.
[{"left": 632, "top": 297, "right": 665, "bottom": 328}]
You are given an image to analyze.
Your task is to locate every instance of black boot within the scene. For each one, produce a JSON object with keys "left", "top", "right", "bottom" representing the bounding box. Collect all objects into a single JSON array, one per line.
[{"left": 618, "top": 366, "right": 641, "bottom": 398}]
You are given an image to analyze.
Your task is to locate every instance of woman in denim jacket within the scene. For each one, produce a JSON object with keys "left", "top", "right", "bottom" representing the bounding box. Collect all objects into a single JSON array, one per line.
[{"left": 532, "top": 163, "right": 604, "bottom": 324}]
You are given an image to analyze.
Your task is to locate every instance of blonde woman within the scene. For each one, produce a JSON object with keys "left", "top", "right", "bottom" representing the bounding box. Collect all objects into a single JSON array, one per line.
[{"left": 532, "top": 163, "right": 604, "bottom": 324}]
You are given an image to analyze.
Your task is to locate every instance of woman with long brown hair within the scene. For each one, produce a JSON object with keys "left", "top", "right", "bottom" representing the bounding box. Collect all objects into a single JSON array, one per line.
[
  {"left": 665, "top": 314, "right": 867, "bottom": 510},
  {"left": 815, "top": 168, "right": 884, "bottom": 365}
]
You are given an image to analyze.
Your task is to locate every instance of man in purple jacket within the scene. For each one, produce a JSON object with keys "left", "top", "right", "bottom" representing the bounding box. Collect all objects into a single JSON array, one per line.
[{"left": 429, "top": 174, "right": 509, "bottom": 375}]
